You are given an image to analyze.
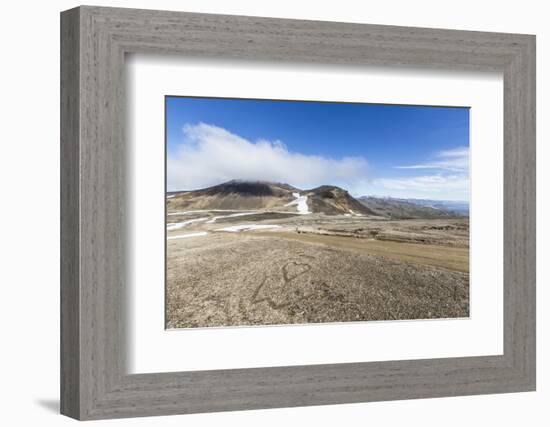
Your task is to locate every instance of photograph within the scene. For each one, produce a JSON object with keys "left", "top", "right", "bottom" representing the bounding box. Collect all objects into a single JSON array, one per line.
[
  {"left": 165, "top": 96, "right": 470, "bottom": 329},
  {"left": 53, "top": 3, "right": 537, "bottom": 421}
]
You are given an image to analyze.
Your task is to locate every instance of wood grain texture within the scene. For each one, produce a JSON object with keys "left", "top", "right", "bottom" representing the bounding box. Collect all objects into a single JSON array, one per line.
[
  {"left": 60, "top": 5, "right": 536, "bottom": 420},
  {"left": 60, "top": 7, "right": 80, "bottom": 419}
]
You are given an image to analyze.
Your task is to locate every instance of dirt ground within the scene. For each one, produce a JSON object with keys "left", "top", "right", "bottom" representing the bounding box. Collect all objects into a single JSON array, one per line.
[{"left": 166, "top": 214, "right": 469, "bottom": 328}]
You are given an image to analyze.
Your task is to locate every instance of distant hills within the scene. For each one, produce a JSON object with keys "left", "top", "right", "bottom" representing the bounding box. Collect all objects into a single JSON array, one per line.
[
  {"left": 403, "top": 199, "right": 469, "bottom": 216},
  {"left": 358, "top": 196, "right": 469, "bottom": 219},
  {"left": 167, "top": 180, "right": 468, "bottom": 219}
]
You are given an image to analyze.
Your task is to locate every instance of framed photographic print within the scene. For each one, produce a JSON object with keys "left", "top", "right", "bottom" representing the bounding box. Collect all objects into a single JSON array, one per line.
[
  {"left": 61, "top": 6, "right": 536, "bottom": 420},
  {"left": 164, "top": 97, "right": 471, "bottom": 329}
]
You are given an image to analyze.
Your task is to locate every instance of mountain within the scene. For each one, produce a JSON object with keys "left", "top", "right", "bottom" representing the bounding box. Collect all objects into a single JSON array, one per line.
[
  {"left": 167, "top": 181, "right": 470, "bottom": 218},
  {"left": 167, "top": 180, "right": 375, "bottom": 216},
  {"left": 306, "top": 185, "right": 376, "bottom": 216},
  {"left": 358, "top": 196, "right": 468, "bottom": 219},
  {"left": 167, "top": 180, "right": 298, "bottom": 211}
]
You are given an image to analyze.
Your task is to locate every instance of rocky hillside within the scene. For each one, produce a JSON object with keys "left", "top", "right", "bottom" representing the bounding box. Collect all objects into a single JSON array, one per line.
[
  {"left": 167, "top": 180, "right": 297, "bottom": 211},
  {"left": 167, "top": 180, "right": 375, "bottom": 216},
  {"left": 305, "top": 185, "right": 376, "bottom": 216}
]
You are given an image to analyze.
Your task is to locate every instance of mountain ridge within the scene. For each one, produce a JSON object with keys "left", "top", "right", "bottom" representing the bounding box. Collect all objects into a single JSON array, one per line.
[
  {"left": 167, "top": 180, "right": 467, "bottom": 218},
  {"left": 167, "top": 180, "right": 375, "bottom": 216}
]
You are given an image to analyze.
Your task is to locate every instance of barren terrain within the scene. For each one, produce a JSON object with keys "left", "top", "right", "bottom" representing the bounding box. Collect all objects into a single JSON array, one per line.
[{"left": 166, "top": 198, "right": 469, "bottom": 328}]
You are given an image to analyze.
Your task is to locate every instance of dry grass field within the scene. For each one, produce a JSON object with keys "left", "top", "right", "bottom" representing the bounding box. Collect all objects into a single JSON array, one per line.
[{"left": 166, "top": 210, "right": 469, "bottom": 328}]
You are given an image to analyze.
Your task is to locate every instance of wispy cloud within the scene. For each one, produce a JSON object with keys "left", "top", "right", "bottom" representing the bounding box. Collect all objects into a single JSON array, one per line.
[
  {"left": 376, "top": 174, "right": 468, "bottom": 191},
  {"left": 351, "top": 173, "right": 469, "bottom": 201},
  {"left": 360, "top": 146, "right": 470, "bottom": 201},
  {"left": 167, "top": 123, "right": 369, "bottom": 191},
  {"left": 395, "top": 146, "right": 469, "bottom": 172},
  {"left": 168, "top": 125, "right": 469, "bottom": 201}
]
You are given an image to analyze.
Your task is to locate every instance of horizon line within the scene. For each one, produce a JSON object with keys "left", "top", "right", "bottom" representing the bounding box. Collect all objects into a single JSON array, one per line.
[{"left": 166, "top": 179, "right": 470, "bottom": 204}]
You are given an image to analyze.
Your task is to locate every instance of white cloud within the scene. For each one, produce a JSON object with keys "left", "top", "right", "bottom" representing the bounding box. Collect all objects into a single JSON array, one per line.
[
  {"left": 365, "top": 146, "right": 470, "bottom": 200},
  {"left": 395, "top": 146, "right": 469, "bottom": 172},
  {"left": 167, "top": 123, "right": 368, "bottom": 191},
  {"left": 377, "top": 174, "right": 468, "bottom": 191},
  {"left": 377, "top": 175, "right": 470, "bottom": 200},
  {"left": 369, "top": 174, "right": 469, "bottom": 200},
  {"left": 168, "top": 125, "right": 469, "bottom": 201}
]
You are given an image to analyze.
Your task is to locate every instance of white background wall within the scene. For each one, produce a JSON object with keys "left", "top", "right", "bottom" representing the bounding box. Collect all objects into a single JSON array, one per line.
[{"left": 0, "top": 0, "right": 546, "bottom": 425}]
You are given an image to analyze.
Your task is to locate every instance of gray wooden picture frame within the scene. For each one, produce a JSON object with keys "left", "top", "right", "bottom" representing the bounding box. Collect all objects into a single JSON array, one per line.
[{"left": 60, "top": 5, "right": 536, "bottom": 421}]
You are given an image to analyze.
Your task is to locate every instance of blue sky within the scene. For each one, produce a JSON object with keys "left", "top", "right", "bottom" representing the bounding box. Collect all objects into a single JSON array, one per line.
[{"left": 166, "top": 96, "right": 470, "bottom": 201}]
